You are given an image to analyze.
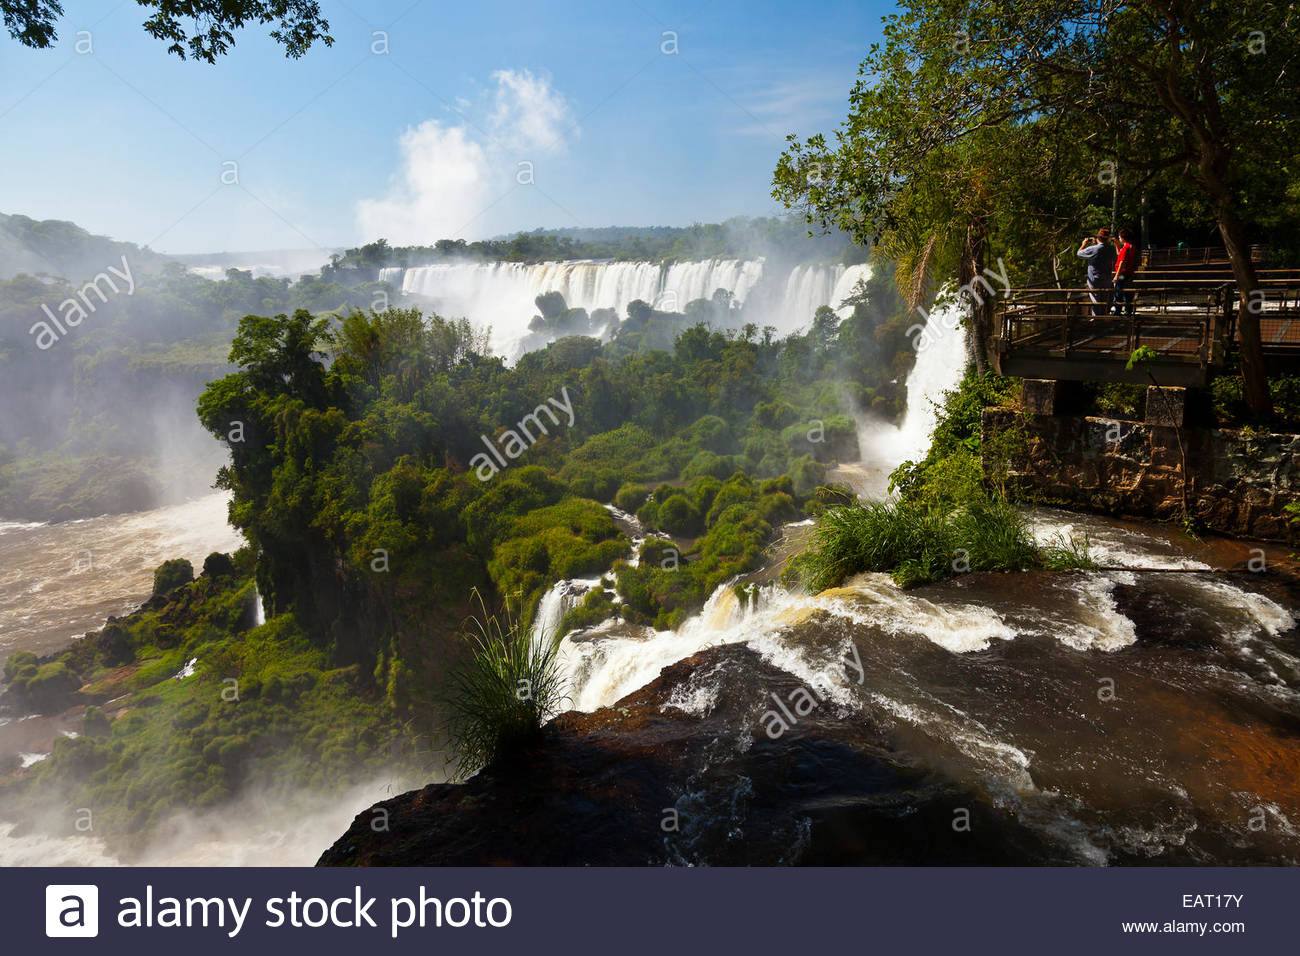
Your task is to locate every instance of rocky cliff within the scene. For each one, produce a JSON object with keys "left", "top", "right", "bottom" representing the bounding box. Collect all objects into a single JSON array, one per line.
[
  {"left": 318, "top": 645, "right": 1065, "bottom": 866},
  {"left": 987, "top": 407, "right": 1300, "bottom": 540}
]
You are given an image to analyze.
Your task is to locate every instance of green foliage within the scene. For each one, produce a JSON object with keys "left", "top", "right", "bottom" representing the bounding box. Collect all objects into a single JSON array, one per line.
[
  {"left": 1126, "top": 346, "right": 1160, "bottom": 371},
  {"left": 446, "top": 597, "right": 566, "bottom": 778},
  {"left": 201, "top": 551, "right": 236, "bottom": 578},
  {"left": 4, "top": 1, "right": 334, "bottom": 62},
  {"left": 1086, "top": 383, "right": 1145, "bottom": 421},
  {"left": 152, "top": 558, "right": 194, "bottom": 596},
  {"left": 326, "top": 217, "right": 863, "bottom": 271},
  {"left": 888, "top": 371, "right": 1020, "bottom": 505},
  {"left": 791, "top": 369, "right": 1090, "bottom": 590},
  {"left": 657, "top": 493, "right": 703, "bottom": 537},
  {"left": 82, "top": 705, "right": 111, "bottom": 738},
  {"left": 614, "top": 476, "right": 798, "bottom": 628},
  {"left": 614, "top": 482, "right": 650, "bottom": 513},
  {"left": 11, "top": 568, "right": 411, "bottom": 839},
  {"left": 791, "top": 496, "right": 1043, "bottom": 590},
  {"left": 773, "top": 0, "right": 1300, "bottom": 411},
  {"left": 1212, "top": 372, "right": 1300, "bottom": 430},
  {"left": 561, "top": 583, "right": 619, "bottom": 633}
]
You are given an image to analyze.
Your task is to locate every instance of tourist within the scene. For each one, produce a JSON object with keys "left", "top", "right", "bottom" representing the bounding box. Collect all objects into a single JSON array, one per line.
[
  {"left": 1112, "top": 227, "right": 1138, "bottom": 315},
  {"left": 1077, "top": 227, "right": 1117, "bottom": 315}
]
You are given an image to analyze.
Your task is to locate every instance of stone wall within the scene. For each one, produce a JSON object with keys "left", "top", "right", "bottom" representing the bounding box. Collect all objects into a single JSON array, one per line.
[{"left": 984, "top": 402, "right": 1300, "bottom": 541}]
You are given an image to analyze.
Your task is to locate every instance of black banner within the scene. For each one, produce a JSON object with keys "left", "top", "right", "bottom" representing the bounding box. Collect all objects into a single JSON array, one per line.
[{"left": 5, "top": 867, "right": 1287, "bottom": 953}]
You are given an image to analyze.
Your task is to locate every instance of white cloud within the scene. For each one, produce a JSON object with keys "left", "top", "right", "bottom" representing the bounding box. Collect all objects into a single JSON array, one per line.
[
  {"left": 355, "top": 70, "right": 577, "bottom": 244},
  {"left": 488, "top": 68, "right": 579, "bottom": 154},
  {"left": 356, "top": 122, "right": 490, "bottom": 245}
]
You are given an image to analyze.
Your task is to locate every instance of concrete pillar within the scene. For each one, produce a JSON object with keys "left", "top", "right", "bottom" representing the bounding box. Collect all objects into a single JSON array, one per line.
[
  {"left": 1145, "top": 386, "right": 1186, "bottom": 427},
  {"left": 1021, "top": 379, "right": 1061, "bottom": 416}
]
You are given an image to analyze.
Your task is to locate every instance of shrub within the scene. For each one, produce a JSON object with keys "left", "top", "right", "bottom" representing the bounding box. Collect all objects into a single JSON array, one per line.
[
  {"left": 202, "top": 552, "right": 236, "bottom": 578},
  {"left": 787, "top": 455, "right": 826, "bottom": 495},
  {"left": 152, "top": 559, "right": 194, "bottom": 596},
  {"left": 3, "top": 650, "right": 37, "bottom": 683},
  {"left": 8, "top": 660, "right": 81, "bottom": 712},
  {"left": 614, "top": 482, "right": 650, "bottom": 513},
  {"left": 681, "top": 450, "right": 733, "bottom": 480},
  {"left": 657, "top": 493, "right": 702, "bottom": 536},
  {"left": 792, "top": 495, "right": 1051, "bottom": 590},
  {"left": 562, "top": 584, "right": 618, "bottom": 632},
  {"left": 83, "top": 705, "right": 111, "bottom": 737}
]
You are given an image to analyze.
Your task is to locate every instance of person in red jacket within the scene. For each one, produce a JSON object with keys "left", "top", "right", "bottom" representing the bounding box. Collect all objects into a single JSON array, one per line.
[{"left": 1111, "top": 227, "right": 1138, "bottom": 315}]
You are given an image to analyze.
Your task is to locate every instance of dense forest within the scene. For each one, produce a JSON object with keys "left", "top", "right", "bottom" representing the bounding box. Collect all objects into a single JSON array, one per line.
[{"left": 0, "top": 212, "right": 875, "bottom": 522}]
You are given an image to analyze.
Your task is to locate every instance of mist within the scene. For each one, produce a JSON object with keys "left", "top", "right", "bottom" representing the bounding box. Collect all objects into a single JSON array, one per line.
[{"left": 0, "top": 775, "right": 426, "bottom": 866}]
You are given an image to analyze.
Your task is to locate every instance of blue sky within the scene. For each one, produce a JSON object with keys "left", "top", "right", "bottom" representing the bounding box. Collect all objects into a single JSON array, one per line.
[{"left": 0, "top": 0, "right": 886, "bottom": 254}]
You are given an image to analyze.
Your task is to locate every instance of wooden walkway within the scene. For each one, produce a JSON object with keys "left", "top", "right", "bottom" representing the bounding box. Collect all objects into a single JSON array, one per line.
[{"left": 995, "top": 262, "right": 1300, "bottom": 386}]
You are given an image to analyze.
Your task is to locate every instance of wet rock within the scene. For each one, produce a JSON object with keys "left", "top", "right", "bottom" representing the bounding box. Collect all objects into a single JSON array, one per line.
[{"left": 319, "top": 645, "right": 1068, "bottom": 866}]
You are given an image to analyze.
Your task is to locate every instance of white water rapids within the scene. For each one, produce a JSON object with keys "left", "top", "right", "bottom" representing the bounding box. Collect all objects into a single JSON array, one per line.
[
  {"left": 548, "top": 296, "right": 976, "bottom": 708},
  {"left": 384, "top": 258, "right": 869, "bottom": 358},
  {"left": 530, "top": 299, "right": 1300, "bottom": 862}
]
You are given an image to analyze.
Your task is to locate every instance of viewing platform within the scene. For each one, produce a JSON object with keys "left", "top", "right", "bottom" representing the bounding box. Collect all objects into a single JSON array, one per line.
[{"left": 994, "top": 251, "right": 1300, "bottom": 388}]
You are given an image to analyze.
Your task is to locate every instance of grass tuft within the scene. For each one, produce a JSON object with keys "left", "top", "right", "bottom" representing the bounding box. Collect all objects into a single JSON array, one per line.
[{"left": 446, "top": 591, "right": 567, "bottom": 779}]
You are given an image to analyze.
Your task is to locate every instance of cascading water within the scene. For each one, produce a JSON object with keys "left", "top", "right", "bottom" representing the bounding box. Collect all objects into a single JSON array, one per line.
[
  {"left": 383, "top": 259, "right": 868, "bottom": 359},
  {"left": 530, "top": 578, "right": 604, "bottom": 653},
  {"left": 858, "top": 294, "right": 971, "bottom": 476}
]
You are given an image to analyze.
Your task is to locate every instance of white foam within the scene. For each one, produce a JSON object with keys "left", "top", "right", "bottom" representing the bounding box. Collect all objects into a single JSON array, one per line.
[
  {"left": 1028, "top": 512, "right": 1209, "bottom": 570},
  {"left": 823, "top": 573, "right": 1017, "bottom": 654}
]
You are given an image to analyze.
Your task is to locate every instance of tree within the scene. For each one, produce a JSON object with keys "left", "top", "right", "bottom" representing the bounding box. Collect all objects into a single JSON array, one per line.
[
  {"left": 773, "top": 6, "right": 1098, "bottom": 374},
  {"left": 775, "top": 0, "right": 1299, "bottom": 414},
  {"left": 3, "top": 0, "right": 331, "bottom": 61}
]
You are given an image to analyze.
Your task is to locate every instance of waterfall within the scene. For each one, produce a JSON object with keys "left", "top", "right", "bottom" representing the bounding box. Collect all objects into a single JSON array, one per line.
[
  {"left": 530, "top": 578, "right": 603, "bottom": 651},
  {"left": 776, "top": 262, "right": 869, "bottom": 324},
  {"left": 253, "top": 586, "right": 266, "bottom": 626},
  {"left": 858, "top": 294, "right": 970, "bottom": 475},
  {"left": 382, "top": 259, "right": 868, "bottom": 359}
]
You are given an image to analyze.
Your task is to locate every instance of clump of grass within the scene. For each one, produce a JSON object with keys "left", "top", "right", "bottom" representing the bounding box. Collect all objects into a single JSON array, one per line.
[
  {"left": 446, "top": 592, "right": 567, "bottom": 779},
  {"left": 793, "top": 495, "right": 1064, "bottom": 590},
  {"left": 949, "top": 496, "right": 1039, "bottom": 572},
  {"left": 1039, "top": 532, "right": 1100, "bottom": 571},
  {"left": 798, "top": 499, "right": 950, "bottom": 591}
]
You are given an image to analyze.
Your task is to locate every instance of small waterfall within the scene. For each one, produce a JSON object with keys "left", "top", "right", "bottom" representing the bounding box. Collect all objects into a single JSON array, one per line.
[
  {"left": 775, "top": 262, "right": 870, "bottom": 327},
  {"left": 252, "top": 586, "right": 266, "bottom": 626},
  {"left": 530, "top": 578, "right": 602, "bottom": 651},
  {"left": 859, "top": 294, "right": 970, "bottom": 473}
]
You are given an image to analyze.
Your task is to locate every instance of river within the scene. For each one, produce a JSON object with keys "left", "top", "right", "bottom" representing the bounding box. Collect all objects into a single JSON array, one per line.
[{"left": 0, "top": 492, "right": 244, "bottom": 667}]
